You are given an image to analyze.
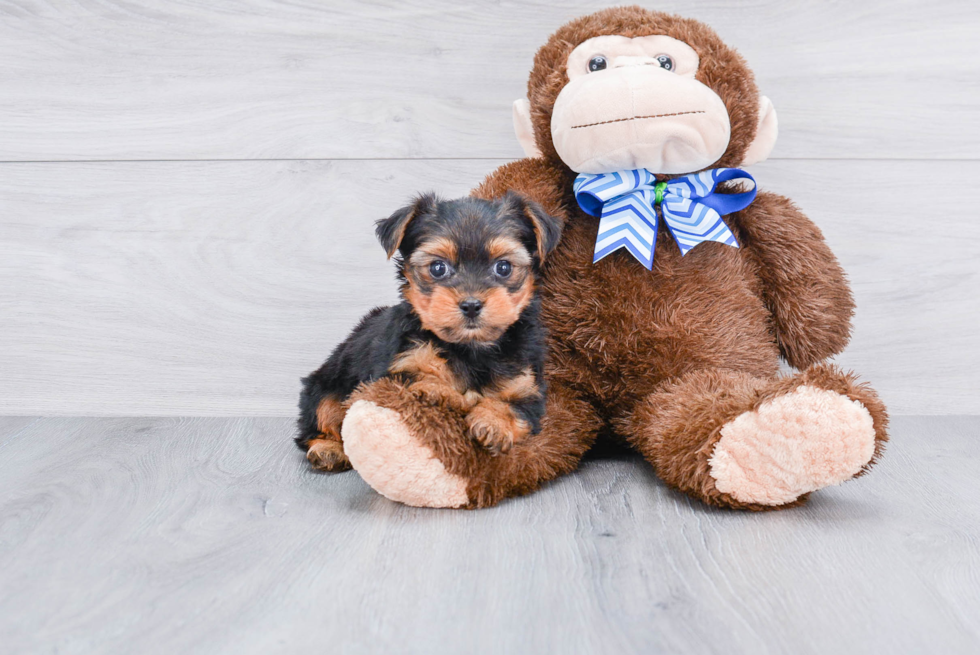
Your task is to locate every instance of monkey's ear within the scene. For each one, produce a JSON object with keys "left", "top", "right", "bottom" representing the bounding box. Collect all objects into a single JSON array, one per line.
[
  {"left": 513, "top": 99, "right": 543, "bottom": 159},
  {"left": 503, "top": 191, "right": 562, "bottom": 263},
  {"left": 375, "top": 193, "right": 435, "bottom": 259},
  {"left": 741, "top": 95, "right": 778, "bottom": 166}
]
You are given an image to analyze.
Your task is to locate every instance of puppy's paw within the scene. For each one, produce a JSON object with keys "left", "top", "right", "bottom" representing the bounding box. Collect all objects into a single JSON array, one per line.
[
  {"left": 306, "top": 438, "right": 352, "bottom": 472},
  {"left": 466, "top": 400, "right": 530, "bottom": 454},
  {"left": 410, "top": 379, "right": 474, "bottom": 411},
  {"left": 461, "top": 390, "right": 483, "bottom": 411}
]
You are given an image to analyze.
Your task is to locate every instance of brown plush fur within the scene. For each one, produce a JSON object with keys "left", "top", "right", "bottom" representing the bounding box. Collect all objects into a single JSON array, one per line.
[{"left": 349, "top": 6, "right": 887, "bottom": 509}]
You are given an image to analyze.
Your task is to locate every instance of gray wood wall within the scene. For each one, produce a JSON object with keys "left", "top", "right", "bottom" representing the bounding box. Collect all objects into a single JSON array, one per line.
[{"left": 2, "top": 0, "right": 978, "bottom": 416}]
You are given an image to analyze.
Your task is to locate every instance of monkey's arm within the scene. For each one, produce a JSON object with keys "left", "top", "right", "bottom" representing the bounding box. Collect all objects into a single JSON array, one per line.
[
  {"left": 733, "top": 190, "right": 855, "bottom": 369},
  {"left": 472, "top": 158, "right": 572, "bottom": 221}
]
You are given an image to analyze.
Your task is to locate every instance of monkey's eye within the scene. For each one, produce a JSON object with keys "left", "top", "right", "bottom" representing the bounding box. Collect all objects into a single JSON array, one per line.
[
  {"left": 587, "top": 55, "right": 607, "bottom": 72},
  {"left": 429, "top": 260, "right": 450, "bottom": 279},
  {"left": 656, "top": 54, "right": 674, "bottom": 71},
  {"left": 493, "top": 260, "right": 512, "bottom": 278}
]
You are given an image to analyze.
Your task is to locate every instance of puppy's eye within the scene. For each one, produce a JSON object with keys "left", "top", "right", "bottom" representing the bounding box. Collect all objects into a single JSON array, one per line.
[
  {"left": 656, "top": 54, "right": 674, "bottom": 71},
  {"left": 493, "top": 260, "right": 512, "bottom": 278},
  {"left": 587, "top": 55, "right": 607, "bottom": 72},
  {"left": 429, "top": 260, "right": 450, "bottom": 279}
]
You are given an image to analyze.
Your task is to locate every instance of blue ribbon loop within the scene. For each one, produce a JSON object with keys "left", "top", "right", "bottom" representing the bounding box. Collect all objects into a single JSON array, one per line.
[{"left": 574, "top": 168, "right": 757, "bottom": 270}]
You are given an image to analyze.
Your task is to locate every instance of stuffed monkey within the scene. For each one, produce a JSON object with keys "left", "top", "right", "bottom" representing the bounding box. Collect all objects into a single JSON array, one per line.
[{"left": 337, "top": 6, "right": 888, "bottom": 510}]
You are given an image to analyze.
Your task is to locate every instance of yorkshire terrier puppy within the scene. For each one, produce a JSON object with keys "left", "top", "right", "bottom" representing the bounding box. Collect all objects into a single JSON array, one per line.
[{"left": 295, "top": 192, "right": 563, "bottom": 472}]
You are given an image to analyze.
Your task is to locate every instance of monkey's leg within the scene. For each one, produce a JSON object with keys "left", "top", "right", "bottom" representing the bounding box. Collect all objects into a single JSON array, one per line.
[
  {"left": 341, "top": 377, "right": 601, "bottom": 508},
  {"left": 615, "top": 364, "right": 888, "bottom": 510}
]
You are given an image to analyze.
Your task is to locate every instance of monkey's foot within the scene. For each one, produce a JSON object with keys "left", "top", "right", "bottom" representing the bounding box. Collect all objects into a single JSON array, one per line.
[
  {"left": 342, "top": 400, "right": 469, "bottom": 508},
  {"left": 708, "top": 385, "right": 876, "bottom": 506}
]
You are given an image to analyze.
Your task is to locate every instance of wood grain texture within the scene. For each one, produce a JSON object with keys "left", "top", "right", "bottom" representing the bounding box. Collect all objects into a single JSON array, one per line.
[
  {"left": 0, "top": 415, "right": 977, "bottom": 654},
  {"left": 2, "top": 158, "right": 977, "bottom": 416},
  {"left": 0, "top": 0, "right": 977, "bottom": 161}
]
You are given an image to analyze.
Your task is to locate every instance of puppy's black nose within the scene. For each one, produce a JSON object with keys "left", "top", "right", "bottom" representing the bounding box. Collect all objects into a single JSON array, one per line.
[{"left": 459, "top": 298, "right": 484, "bottom": 319}]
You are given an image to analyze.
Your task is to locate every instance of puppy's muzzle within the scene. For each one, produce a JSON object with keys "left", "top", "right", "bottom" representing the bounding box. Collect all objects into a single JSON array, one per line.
[{"left": 459, "top": 298, "right": 484, "bottom": 319}]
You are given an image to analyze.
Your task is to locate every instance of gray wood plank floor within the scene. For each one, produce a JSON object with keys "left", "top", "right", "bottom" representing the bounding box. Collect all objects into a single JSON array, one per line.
[{"left": 1, "top": 416, "right": 977, "bottom": 654}]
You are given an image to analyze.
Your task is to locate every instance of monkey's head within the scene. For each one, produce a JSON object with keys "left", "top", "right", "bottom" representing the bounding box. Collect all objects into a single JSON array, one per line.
[{"left": 512, "top": 6, "right": 778, "bottom": 175}]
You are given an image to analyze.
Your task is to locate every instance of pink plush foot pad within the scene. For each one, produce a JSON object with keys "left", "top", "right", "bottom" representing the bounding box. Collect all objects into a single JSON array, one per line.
[
  {"left": 708, "top": 385, "right": 876, "bottom": 506},
  {"left": 342, "top": 400, "right": 469, "bottom": 508}
]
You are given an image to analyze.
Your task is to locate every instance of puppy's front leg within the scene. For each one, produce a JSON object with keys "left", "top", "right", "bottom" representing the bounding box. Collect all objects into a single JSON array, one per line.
[
  {"left": 466, "top": 399, "right": 531, "bottom": 454},
  {"left": 305, "top": 395, "right": 352, "bottom": 472},
  {"left": 466, "top": 368, "right": 541, "bottom": 453},
  {"left": 389, "top": 342, "right": 478, "bottom": 412}
]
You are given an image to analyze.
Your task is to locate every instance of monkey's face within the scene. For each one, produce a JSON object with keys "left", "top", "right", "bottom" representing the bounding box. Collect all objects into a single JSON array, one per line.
[{"left": 551, "top": 35, "right": 731, "bottom": 174}]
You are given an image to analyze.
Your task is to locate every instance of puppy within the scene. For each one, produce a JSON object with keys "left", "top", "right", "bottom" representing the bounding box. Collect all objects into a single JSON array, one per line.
[{"left": 295, "top": 192, "right": 563, "bottom": 472}]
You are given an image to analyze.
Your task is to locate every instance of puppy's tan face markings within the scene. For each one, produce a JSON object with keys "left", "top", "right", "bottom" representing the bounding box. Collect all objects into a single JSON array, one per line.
[
  {"left": 403, "top": 231, "right": 536, "bottom": 345},
  {"left": 486, "top": 236, "right": 532, "bottom": 268},
  {"left": 408, "top": 237, "right": 458, "bottom": 270}
]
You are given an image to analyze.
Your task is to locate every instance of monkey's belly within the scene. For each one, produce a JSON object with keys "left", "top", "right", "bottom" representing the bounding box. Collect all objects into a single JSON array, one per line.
[{"left": 541, "top": 218, "right": 779, "bottom": 407}]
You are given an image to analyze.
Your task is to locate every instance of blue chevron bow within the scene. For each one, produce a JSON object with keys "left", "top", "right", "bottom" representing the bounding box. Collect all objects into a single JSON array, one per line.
[{"left": 574, "top": 168, "right": 757, "bottom": 270}]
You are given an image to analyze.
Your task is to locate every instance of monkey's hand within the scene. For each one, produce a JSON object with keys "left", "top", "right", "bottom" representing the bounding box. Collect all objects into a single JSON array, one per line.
[{"left": 734, "top": 191, "right": 855, "bottom": 369}]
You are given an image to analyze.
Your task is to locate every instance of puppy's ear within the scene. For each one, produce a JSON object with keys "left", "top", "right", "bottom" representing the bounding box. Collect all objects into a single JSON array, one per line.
[
  {"left": 375, "top": 193, "right": 436, "bottom": 259},
  {"left": 502, "top": 191, "right": 563, "bottom": 263}
]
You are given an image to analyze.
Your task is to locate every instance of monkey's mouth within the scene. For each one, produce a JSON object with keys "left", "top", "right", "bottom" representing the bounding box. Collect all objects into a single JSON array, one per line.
[{"left": 571, "top": 110, "right": 705, "bottom": 129}]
